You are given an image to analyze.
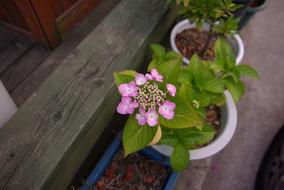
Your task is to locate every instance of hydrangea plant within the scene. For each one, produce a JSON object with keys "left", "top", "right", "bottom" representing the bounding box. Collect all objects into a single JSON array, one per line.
[
  {"left": 114, "top": 39, "right": 259, "bottom": 171},
  {"left": 168, "top": 0, "right": 242, "bottom": 56}
]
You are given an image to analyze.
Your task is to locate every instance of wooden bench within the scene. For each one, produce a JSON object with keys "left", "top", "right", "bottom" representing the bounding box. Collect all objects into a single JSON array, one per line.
[{"left": 0, "top": 0, "right": 177, "bottom": 189}]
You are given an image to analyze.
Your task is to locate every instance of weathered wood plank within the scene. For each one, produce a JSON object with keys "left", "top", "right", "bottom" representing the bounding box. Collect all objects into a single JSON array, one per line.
[
  {"left": 0, "top": 27, "right": 17, "bottom": 51},
  {"left": 11, "top": 0, "right": 121, "bottom": 106},
  {"left": 0, "top": 36, "right": 33, "bottom": 75},
  {"left": 0, "top": 44, "right": 50, "bottom": 95},
  {"left": 0, "top": 1, "right": 177, "bottom": 190}
]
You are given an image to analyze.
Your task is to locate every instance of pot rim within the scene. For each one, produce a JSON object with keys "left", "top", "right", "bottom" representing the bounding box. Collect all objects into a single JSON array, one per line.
[
  {"left": 247, "top": 0, "right": 268, "bottom": 12},
  {"left": 151, "top": 90, "right": 238, "bottom": 160},
  {"left": 170, "top": 19, "right": 244, "bottom": 65}
]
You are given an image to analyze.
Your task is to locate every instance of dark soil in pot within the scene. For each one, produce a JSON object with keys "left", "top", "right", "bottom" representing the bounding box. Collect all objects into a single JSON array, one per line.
[
  {"left": 206, "top": 105, "right": 221, "bottom": 131},
  {"left": 204, "top": 105, "right": 221, "bottom": 146},
  {"left": 175, "top": 28, "right": 219, "bottom": 61},
  {"left": 94, "top": 149, "right": 170, "bottom": 190}
]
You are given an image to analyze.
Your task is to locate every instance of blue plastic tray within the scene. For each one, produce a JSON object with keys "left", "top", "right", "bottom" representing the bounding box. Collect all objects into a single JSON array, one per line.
[{"left": 81, "top": 135, "right": 179, "bottom": 190}]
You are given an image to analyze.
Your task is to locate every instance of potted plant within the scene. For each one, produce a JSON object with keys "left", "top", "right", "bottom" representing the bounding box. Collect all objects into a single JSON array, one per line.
[
  {"left": 113, "top": 39, "right": 259, "bottom": 171},
  {"left": 239, "top": 0, "right": 268, "bottom": 29},
  {"left": 168, "top": 0, "right": 244, "bottom": 64}
]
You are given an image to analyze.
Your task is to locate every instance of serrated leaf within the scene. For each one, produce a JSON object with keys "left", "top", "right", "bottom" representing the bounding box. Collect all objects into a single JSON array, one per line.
[
  {"left": 178, "top": 69, "right": 193, "bottom": 86},
  {"left": 198, "top": 78, "right": 225, "bottom": 93},
  {"left": 123, "top": 115, "right": 158, "bottom": 155},
  {"left": 150, "top": 44, "right": 166, "bottom": 59},
  {"left": 208, "top": 92, "right": 226, "bottom": 106},
  {"left": 215, "top": 38, "right": 236, "bottom": 70},
  {"left": 160, "top": 96, "right": 203, "bottom": 129},
  {"left": 156, "top": 57, "right": 182, "bottom": 84},
  {"left": 114, "top": 70, "right": 136, "bottom": 86},
  {"left": 224, "top": 77, "right": 245, "bottom": 102},
  {"left": 235, "top": 64, "right": 260, "bottom": 79},
  {"left": 176, "top": 125, "right": 216, "bottom": 147},
  {"left": 164, "top": 51, "right": 182, "bottom": 61},
  {"left": 188, "top": 54, "right": 203, "bottom": 77},
  {"left": 170, "top": 144, "right": 189, "bottom": 171},
  {"left": 148, "top": 59, "right": 159, "bottom": 71}
]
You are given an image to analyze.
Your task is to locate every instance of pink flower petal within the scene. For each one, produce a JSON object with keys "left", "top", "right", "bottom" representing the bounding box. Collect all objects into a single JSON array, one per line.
[
  {"left": 118, "top": 81, "right": 138, "bottom": 97},
  {"left": 117, "top": 97, "right": 138, "bottom": 115},
  {"left": 166, "top": 84, "right": 176, "bottom": 97},
  {"left": 118, "top": 84, "right": 129, "bottom": 97},
  {"left": 145, "top": 74, "right": 153, "bottom": 80},
  {"left": 131, "top": 101, "right": 139, "bottom": 108},
  {"left": 151, "top": 69, "right": 163, "bottom": 82},
  {"left": 158, "top": 100, "right": 176, "bottom": 120},
  {"left": 135, "top": 74, "right": 147, "bottom": 86},
  {"left": 117, "top": 102, "right": 129, "bottom": 114},
  {"left": 135, "top": 110, "right": 147, "bottom": 126},
  {"left": 121, "top": 97, "right": 132, "bottom": 104},
  {"left": 146, "top": 110, "right": 159, "bottom": 127}
]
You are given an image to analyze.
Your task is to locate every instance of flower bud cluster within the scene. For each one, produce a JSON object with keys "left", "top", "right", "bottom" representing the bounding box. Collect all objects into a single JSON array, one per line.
[{"left": 135, "top": 82, "right": 166, "bottom": 111}]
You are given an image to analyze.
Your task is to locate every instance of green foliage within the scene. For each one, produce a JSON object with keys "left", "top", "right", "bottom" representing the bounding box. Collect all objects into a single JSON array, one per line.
[
  {"left": 148, "top": 44, "right": 183, "bottom": 86},
  {"left": 116, "top": 39, "right": 259, "bottom": 171},
  {"left": 170, "top": 144, "right": 189, "bottom": 171},
  {"left": 211, "top": 38, "right": 259, "bottom": 102},
  {"left": 160, "top": 124, "right": 216, "bottom": 171},
  {"left": 159, "top": 125, "right": 216, "bottom": 148},
  {"left": 159, "top": 96, "right": 203, "bottom": 129},
  {"left": 122, "top": 115, "right": 158, "bottom": 155},
  {"left": 168, "top": 0, "right": 241, "bottom": 36},
  {"left": 114, "top": 70, "right": 136, "bottom": 86}
]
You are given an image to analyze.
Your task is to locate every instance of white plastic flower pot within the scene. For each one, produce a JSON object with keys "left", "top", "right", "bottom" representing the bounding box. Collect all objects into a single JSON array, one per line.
[
  {"left": 0, "top": 81, "right": 17, "bottom": 128},
  {"left": 170, "top": 19, "right": 244, "bottom": 65},
  {"left": 151, "top": 90, "right": 237, "bottom": 160}
]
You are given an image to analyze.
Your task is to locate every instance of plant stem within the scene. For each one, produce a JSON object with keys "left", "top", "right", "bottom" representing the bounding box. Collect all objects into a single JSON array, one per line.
[{"left": 201, "top": 23, "right": 213, "bottom": 57}]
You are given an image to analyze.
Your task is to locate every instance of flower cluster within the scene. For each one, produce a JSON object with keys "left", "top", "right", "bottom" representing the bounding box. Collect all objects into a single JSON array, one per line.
[{"left": 117, "top": 69, "right": 176, "bottom": 127}]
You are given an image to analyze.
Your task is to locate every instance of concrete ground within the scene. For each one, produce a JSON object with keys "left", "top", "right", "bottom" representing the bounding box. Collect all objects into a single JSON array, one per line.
[{"left": 175, "top": 0, "right": 284, "bottom": 189}]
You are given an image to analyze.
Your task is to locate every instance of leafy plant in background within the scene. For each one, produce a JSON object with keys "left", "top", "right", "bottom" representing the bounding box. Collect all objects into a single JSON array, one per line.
[
  {"left": 167, "top": 0, "right": 242, "bottom": 56},
  {"left": 113, "top": 40, "right": 259, "bottom": 171}
]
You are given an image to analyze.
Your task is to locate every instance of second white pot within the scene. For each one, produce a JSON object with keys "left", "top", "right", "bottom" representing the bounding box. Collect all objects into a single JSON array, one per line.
[
  {"left": 170, "top": 19, "right": 244, "bottom": 65},
  {"left": 151, "top": 90, "right": 237, "bottom": 160}
]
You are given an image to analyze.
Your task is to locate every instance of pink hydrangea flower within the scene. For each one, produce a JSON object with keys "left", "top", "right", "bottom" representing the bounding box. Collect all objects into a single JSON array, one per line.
[
  {"left": 158, "top": 100, "right": 176, "bottom": 120},
  {"left": 118, "top": 81, "right": 138, "bottom": 97},
  {"left": 146, "top": 110, "right": 159, "bottom": 127},
  {"left": 117, "top": 97, "right": 138, "bottom": 115},
  {"left": 135, "top": 73, "right": 147, "bottom": 86},
  {"left": 166, "top": 84, "right": 176, "bottom": 97},
  {"left": 146, "top": 69, "right": 163, "bottom": 82},
  {"left": 135, "top": 109, "right": 147, "bottom": 126}
]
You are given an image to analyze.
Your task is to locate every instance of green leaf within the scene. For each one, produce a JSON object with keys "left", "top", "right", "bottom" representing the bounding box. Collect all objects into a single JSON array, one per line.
[
  {"left": 164, "top": 51, "right": 182, "bottom": 61},
  {"left": 198, "top": 78, "right": 225, "bottom": 93},
  {"left": 187, "top": 54, "right": 203, "bottom": 80},
  {"left": 176, "top": 125, "right": 216, "bottom": 147},
  {"left": 235, "top": 64, "right": 260, "bottom": 79},
  {"left": 123, "top": 115, "right": 158, "bottom": 155},
  {"left": 214, "top": 38, "right": 236, "bottom": 70},
  {"left": 156, "top": 58, "right": 182, "bottom": 84},
  {"left": 178, "top": 68, "right": 193, "bottom": 86},
  {"left": 160, "top": 96, "right": 203, "bottom": 129},
  {"left": 114, "top": 70, "right": 136, "bottom": 86},
  {"left": 224, "top": 77, "right": 245, "bottom": 102},
  {"left": 170, "top": 144, "right": 189, "bottom": 171},
  {"left": 150, "top": 44, "right": 166, "bottom": 58},
  {"left": 208, "top": 92, "right": 226, "bottom": 106},
  {"left": 158, "top": 126, "right": 179, "bottom": 145},
  {"left": 148, "top": 59, "right": 159, "bottom": 71}
]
